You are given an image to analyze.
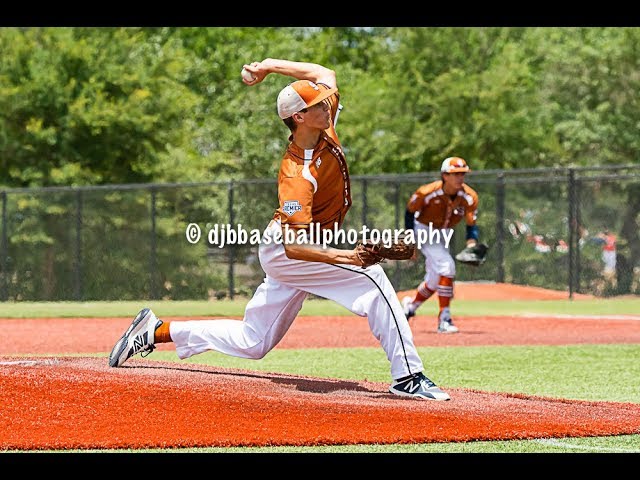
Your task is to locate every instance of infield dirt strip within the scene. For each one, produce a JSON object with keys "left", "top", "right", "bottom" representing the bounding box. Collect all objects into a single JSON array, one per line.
[{"left": 1, "top": 283, "right": 639, "bottom": 450}]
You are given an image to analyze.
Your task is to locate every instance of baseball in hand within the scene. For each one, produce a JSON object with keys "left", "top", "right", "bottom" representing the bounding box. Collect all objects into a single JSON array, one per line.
[{"left": 241, "top": 68, "right": 256, "bottom": 82}]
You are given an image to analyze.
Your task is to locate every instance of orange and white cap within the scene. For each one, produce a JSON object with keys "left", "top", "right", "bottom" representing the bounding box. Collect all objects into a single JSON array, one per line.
[
  {"left": 441, "top": 157, "right": 470, "bottom": 173},
  {"left": 276, "top": 80, "right": 337, "bottom": 119}
]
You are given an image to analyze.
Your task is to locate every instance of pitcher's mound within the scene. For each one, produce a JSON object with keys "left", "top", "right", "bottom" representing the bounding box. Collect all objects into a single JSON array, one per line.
[{"left": 1, "top": 356, "right": 638, "bottom": 450}]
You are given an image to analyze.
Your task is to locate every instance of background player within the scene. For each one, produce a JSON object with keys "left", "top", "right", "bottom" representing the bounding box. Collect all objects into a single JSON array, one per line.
[
  {"left": 402, "top": 157, "right": 480, "bottom": 334},
  {"left": 108, "top": 58, "right": 450, "bottom": 401}
]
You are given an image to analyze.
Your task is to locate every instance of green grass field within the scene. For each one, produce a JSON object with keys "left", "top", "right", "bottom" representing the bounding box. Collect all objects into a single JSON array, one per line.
[
  {"left": 3, "top": 298, "right": 640, "bottom": 454},
  {"left": 2, "top": 296, "right": 640, "bottom": 318}
]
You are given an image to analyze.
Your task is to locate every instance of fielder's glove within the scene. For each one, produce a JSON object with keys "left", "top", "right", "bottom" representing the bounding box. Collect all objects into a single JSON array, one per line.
[
  {"left": 355, "top": 231, "right": 416, "bottom": 268},
  {"left": 455, "top": 242, "right": 489, "bottom": 266}
]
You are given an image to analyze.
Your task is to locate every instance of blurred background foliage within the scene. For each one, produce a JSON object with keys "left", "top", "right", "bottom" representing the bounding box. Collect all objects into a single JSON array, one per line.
[{"left": 2, "top": 27, "right": 640, "bottom": 186}]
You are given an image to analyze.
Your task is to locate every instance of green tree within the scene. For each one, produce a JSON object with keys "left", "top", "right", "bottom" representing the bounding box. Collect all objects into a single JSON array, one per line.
[{"left": 0, "top": 27, "right": 201, "bottom": 187}]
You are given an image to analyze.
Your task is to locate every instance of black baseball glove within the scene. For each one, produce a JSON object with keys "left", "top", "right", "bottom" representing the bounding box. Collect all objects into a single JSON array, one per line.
[{"left": 455, "top": 242, "right": 489, "bottom": 266}]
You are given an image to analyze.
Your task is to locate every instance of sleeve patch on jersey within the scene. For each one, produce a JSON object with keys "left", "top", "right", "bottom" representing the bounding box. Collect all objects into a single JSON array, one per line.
[{"left": 282, "top": 200, "right": 303, "bottom": 217}]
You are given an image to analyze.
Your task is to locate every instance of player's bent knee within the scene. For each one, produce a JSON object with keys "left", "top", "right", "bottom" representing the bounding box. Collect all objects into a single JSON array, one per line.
[
  {"left": 425, "top": 271, "right": 439, "bottom": 290},
  {"left": 244, "top": 345, "right": 270, "bottom": 359},
  {"left": 443, "top": 262, "right": 456, "bottom": 277},
  {"left": 238, "top": 329, "right": 271, "bottom": 359}
]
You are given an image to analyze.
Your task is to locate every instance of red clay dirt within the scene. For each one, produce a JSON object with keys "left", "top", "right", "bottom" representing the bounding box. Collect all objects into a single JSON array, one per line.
[{"left": 1, "top": 283, "right": 639, "bottom": 451}]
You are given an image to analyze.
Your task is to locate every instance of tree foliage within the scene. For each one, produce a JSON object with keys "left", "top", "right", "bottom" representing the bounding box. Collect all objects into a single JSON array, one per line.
[{"left": 1, "top": 26, "right": 639, "bottom": 186}]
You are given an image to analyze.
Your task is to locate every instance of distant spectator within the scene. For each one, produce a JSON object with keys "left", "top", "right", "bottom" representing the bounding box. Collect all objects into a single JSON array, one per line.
[
  {"left": 595, "top": 229, "right": 617, "bottom": 280},
  {"left": 507, "top": 209, "right": 532, "bottom": 240},
  {"left": 532, "top": 235, "right": 551, "bottom": 253},
  {"left": 508, "top": 220, "right": 530, "bottom": 239},
  {"left": 555, "top": 239, "right": 568, "bottom": 254}
]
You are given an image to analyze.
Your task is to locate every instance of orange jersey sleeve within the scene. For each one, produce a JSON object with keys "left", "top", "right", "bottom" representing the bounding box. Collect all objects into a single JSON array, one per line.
[{"left": 406, "top": 185, "right": 430, "bottom": 213}]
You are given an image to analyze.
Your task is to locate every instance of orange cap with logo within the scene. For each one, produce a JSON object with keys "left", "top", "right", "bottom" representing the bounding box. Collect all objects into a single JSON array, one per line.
[
  {"left": 441, "top": 157, "right": 470, "bottom": 173},
  {"left": 277, "top": 80, "right": 337, "bottom": 119}
]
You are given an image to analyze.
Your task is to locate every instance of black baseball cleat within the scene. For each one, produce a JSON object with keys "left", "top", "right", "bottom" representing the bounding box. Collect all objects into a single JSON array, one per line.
[
  {"left": 389, "top": 372, "right": 451, "bottom": 400},
  {"left": 108, "top": 308, "right": 163, "bottom": 368}
]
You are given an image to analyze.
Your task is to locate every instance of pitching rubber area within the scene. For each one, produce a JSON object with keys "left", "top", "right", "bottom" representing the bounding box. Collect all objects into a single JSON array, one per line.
[{"left": 1, "top": 283, "right": 639, "bottom": 451}]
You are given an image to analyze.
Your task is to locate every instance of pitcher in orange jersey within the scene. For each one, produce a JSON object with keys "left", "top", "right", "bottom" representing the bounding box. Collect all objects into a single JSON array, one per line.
[
  {"left": 108, "top": 59, "right": 450, "bottom": 401},
  {"left": 402, "top": 157, "right": 481, "bottom": 334}
]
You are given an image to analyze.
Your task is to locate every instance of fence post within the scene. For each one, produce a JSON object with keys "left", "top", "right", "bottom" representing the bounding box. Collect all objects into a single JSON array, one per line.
[
  {"left": 568, "top": 168, "right": 576, "bottom": 299},
  {"left": 228, "top": 181, "right": 235, "bottom": 299},
  {"left": 150, "top": 187, "right": 158, "bottom": 300},
  {"left": 74, "top": 189, "right": 83, "bottom": 301},
  {"left": 495, "top": 173, "right": 505, "bottom": 283},
  {"left": 575, "top": 178, "right": 582, "bottom": 294},
  {"left": 0, "top": 191, "right": 6, "bottom": 301}
]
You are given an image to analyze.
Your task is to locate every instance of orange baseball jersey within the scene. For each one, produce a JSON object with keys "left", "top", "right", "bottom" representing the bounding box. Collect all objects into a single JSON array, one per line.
[
  {"left": 273, "top": 84, "right": 351, "bottom": 230},
  {"left": 407, "top": 180, "right": 479, "bottom": 229}
]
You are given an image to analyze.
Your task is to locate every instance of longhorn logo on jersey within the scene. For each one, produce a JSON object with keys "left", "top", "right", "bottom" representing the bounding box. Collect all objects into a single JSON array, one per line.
[{"left": 282, "top": 200, "right": 302, "bottom": 217}]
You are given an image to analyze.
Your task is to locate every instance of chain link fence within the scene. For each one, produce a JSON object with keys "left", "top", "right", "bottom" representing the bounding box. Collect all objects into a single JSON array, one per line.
[{"left": 1, "top": 165, "right": 638, "bottom": 301}]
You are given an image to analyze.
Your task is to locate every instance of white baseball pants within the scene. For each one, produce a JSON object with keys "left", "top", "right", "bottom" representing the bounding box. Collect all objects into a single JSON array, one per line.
[
  {"left": 170, "top": 220, "right": 424, "bottom": 380},
  {"left": 414, "top": 220, "right": 456, "bottom": 290}
]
